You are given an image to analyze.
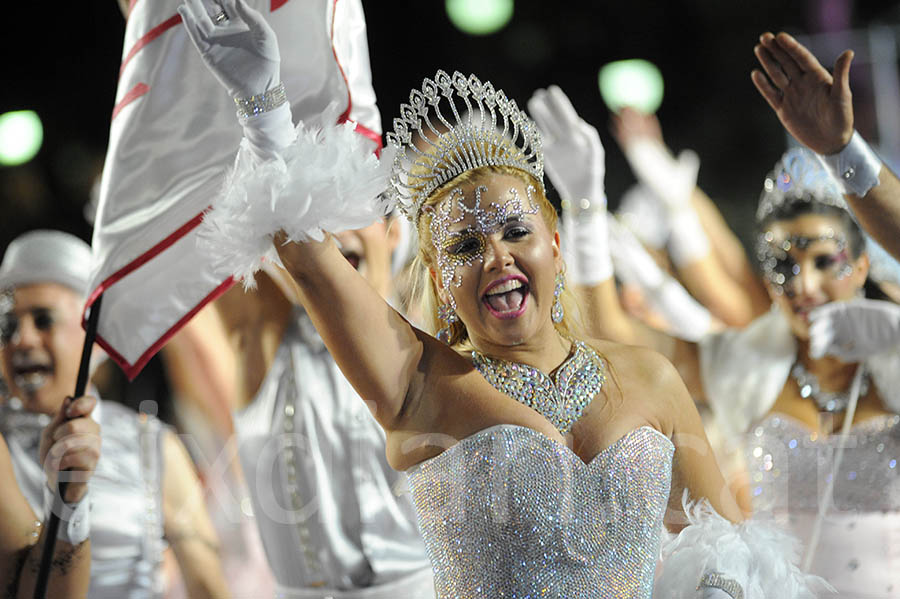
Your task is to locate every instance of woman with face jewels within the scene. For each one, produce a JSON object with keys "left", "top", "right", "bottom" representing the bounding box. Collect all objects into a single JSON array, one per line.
[
  {"left": 696, "top": 149, "right": 900, "bottom": 598},
  {"left": 178, "top": 2, "right": 827, "bottom": 597}
]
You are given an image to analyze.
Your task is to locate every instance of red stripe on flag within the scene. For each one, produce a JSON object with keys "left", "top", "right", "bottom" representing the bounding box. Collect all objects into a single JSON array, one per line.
[
  {"left": 329, "top": 0, "right": 354, "bottom": 125},
  {"left": 127, "top": 0, "right": 140, "bottom": 18},
  {"left": 352, "top": 122, "right": 383, "bottom": 156},
  {"left": 111, "top": 82, "right": 150, "bottom": 121},
  {"left": 119, "top": 14, "right": 182, "bottom": 78},
  {"left": 86, "top": 211, "right": 206, "bottom": 306},
  {"left": 271, "top": 0, "right": 290, "bottom": 10},
  {"left": 93, "top": 277, "right": 235, "bottom": 381},
  {"left": 328, "top": 0, "right": 382, "bottom": 153},
  {"left": 83, "top": 209, "right": 236, "bottom": 379}
]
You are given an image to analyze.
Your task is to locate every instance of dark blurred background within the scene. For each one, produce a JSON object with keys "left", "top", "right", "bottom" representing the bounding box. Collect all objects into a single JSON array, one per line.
[{"left": 1, "top": 0, "right": 899, "bottom": 415}]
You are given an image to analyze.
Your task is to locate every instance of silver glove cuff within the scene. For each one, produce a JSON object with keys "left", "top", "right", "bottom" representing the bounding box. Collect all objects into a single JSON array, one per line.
[
  {"left": 698, "top": 571, "right": 744, "bottom": 599},
  {"left": 234, "top": 82, "right": 288, "bottom": 119},
  {"left": 817, "top": 130, "right": 882, "bottom": 197},
  {"left": 43, "top": 485, "right": 91, "bottom": 545}
]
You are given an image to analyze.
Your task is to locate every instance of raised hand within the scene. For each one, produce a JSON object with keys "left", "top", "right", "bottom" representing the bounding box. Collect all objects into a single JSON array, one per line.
[
  {"left": 528, "top": 86, "right": 606, "bottom": 206},
  {"left": 178, "top": 0, "right": 281, "bottom": 99},
  {"left": 609, "top": 106, "right": 664, "bottom": 149},
  {"left": 610, "top": 108, "right": 699, "bottom": 215},
  {"left": 809, "top": 299, "right": 900, "bottom": 361},
  {"left": 39, "top": 395, "right": 101, "bottom": 504},
  {"left": 752, "top": 31, "right": 854, "bottom": 155}
]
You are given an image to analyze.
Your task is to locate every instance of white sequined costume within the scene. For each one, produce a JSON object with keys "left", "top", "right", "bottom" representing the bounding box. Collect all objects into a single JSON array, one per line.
[
  {"left": 701, "top": 308, "right": 900, "bottom": 597},
  {"left": 1, "top": 398, "right": 166, "bottom": 598},
  {"left": 234, "top": 309, "right": 435, "bottom": 598},
  {"left": 408, "top": 424, "right": 673, "bottom": 598}
]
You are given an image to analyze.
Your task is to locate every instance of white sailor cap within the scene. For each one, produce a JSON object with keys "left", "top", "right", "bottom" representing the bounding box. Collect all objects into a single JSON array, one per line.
[{"left": 0, "top": 230, "right": 92, "bottom": 297}]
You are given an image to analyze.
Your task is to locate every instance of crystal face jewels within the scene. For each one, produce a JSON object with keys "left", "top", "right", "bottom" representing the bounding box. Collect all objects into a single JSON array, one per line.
[
  {"left": 430, "top": 184, "right": 539, "bottom": 310},
  {"left": 472, "top": 340, "right": 605, "bottom": 435},
  {"left": 755, "top": 229, "right": 852, "bottom": 295},
  {"left": 385, "top": 70, "right": 544, "bottom": 223}
]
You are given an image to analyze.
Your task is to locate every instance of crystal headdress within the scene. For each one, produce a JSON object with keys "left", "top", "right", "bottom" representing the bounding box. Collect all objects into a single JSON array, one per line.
[
  {"left": 385, "top": 70, "right": 544, "bottom": 222},
  {"left": 756, "top": 146, "right": 849, "bottom": 222}
]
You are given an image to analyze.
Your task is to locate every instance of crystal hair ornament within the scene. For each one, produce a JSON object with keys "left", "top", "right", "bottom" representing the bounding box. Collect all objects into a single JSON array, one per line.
[
  {"left": 385, "top": 70, "right": 544, "bottom": 223},
  {"left": 756, "top": 147, "right": 850, "bottom": 223},
  {"left": 430, "top": 184, "right": 539, "bottom": 310},
  {"left": 756, "top": 147, "right": 856, "bottom": 294}
]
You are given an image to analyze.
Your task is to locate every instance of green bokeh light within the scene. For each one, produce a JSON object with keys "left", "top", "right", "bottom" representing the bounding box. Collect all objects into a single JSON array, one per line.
[
  {"left": 598, "top": 60, "right": 664, "bottom": 114},
  {"left": 446, "top": 0, "right": 514, "bottom": 36},
  {"left": 0, "top": 111, "right": 43, "bottom": 166}
]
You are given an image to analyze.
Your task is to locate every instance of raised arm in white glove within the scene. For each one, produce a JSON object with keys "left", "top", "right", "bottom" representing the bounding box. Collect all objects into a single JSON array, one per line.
[
  {"left": 528, "top": 86, "right": 612, "bottom": 285},
  {"left": 612, "top": 108, "right": 709, "bottom": 268},
  {"left": 809, "top": 298, "right": 900, "bottom": 361},
  {"left": 607, "top": 215, "right": 714, "bottom": 341},
  {"left": 178, "top": 0, "right": 294, "bottom": 160}
]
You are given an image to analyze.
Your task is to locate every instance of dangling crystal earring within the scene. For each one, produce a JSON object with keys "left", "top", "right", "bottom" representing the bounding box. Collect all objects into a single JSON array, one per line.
[
  {"left": 437, "top": 303, "right": 458, "bottom": 344},
  {"left": 551, "top": 273, "right": 565, "bottom": 324}
]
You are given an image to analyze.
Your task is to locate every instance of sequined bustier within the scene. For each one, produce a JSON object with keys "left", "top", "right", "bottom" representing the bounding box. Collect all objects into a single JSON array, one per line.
[
  {"left": 747, "top": 413, "right": 900, "bottom": 513},
  {"left": 746, "top": 413, "right": 900, "bottom": 597},
  {"left": 407, "top": 424, "right": 673, "bottom": 598}
]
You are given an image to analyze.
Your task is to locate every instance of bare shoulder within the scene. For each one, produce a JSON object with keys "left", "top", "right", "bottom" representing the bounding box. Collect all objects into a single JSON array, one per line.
[
  {"left": 586, "top": 337, "right": 688, "bottom": 432},
  {"left": 588, "top": 338, "right": 679, "bottom": 388}
]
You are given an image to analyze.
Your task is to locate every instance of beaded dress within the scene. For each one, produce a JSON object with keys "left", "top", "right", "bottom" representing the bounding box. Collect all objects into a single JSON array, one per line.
[
  {"left": 701, "top": 309, "right": 900, "bottom": 597},
  {"left": 406, "top": 341, "right": 675, "bottom": 598},
  {"left": 1, "top": 398, "right": 166, "bottom": 598},
  {"left": 746, "top": 414, "right": 900, "bottom": 597}
]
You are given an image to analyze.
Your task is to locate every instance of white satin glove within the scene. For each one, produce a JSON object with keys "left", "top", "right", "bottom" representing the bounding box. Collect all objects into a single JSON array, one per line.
[
  {"left": 623, "top": 139, "right": 697, "bottom": 213},
  {"left": 809, "top": 299, "right": 900, "bottom": 361},
  {"left": 178, "top": 0, "right": 280, "bottom": 100},
  {"left": 559, "top": 204, "right": 613, "bottom": 285},
  {"left": 607, "top": 215, "right": 713, "bottom": 341},
  {"left": 623, "top": 139, "right": 709, "bottom": 267},
  {"left": 179, "top": 0, "right": 295, "bottom": 161},
  {"left": 528, "top": 86, "right": 606, "bottom": 211},
  {"left": 528, "top": 86, "right": 612, "bottom": 284}
]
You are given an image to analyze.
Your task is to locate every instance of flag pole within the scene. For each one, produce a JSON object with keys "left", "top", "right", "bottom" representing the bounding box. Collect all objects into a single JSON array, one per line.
[{"left": 33, "top": 293, "right": 103, "bottom": 599}]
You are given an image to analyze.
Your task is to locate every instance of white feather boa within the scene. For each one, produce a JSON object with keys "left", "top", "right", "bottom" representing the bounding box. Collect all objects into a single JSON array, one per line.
[
  {"left": 198, "top": 111, "right": 393, "bottom": 288},
  {"left": 655, "top": 493, "right": 833, "bottom": 599}
]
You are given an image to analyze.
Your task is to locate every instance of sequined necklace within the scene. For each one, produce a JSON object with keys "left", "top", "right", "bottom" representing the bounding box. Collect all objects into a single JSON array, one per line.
[
  {"left": 790, "top": 361, "right": 870, "bottom": 413},
  {"left": 471, "top": 340, "right": 606, "bottom": 435}
]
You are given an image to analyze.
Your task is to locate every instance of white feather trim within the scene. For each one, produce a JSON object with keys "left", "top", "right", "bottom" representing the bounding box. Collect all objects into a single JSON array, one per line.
[
  {"left": 654, "top": 492, "right": 833, "bottom": 599},
  {"left": 199, "top": 114, "right": 394, "bottom": 288}
]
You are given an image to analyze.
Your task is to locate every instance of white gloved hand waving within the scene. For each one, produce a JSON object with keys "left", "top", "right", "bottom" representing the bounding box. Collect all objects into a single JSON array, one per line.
[
  {"left": 809, "top": 299, "right": 900, "bottom": 361},
  {"left": 528, "top": 86, "right": 606, "bottom": 207},
  {"left": 529, "top": 86, "right": 612, "bottom": 285},
  {"left": 178, "top": 0, "right": 281, "bottom": 99}
]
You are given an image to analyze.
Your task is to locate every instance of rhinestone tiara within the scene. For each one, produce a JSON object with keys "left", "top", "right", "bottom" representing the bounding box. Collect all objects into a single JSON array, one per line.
[
  {"left": 385, "top": 70, "right": 544, "bottom": 222},
  {"left": 756, "top": 146, "right": 849, "bottom": 223}
]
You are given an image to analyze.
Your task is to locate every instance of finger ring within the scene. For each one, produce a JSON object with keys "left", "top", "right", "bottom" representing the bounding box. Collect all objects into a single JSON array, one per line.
[{"left": 214, "top": 10, "right": 229, "bottom": 23}]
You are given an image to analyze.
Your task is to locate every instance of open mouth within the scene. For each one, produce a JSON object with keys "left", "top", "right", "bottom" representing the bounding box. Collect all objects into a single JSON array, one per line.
[
  {"left": 792, "top": 303, "right": 822, "bottom": 323},
  {"left": 341, "top": 251, "right": 361, "bottom": 271},
  {"left": 482, "top": 276, "right": 530, "bottom": 320},
  {"left": 11, "top": 358, "right": 52, "bottom": 394}
]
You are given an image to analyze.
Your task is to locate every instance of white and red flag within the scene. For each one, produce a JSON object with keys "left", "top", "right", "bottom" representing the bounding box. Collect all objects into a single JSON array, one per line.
[{"left": 89, "top": 0, "right": 381, "bottom": 378}]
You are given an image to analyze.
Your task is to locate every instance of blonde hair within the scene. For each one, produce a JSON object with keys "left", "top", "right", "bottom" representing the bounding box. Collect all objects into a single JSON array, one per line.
[{"left": 410, "top": 164, "right": 585, "bottom": 349}]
